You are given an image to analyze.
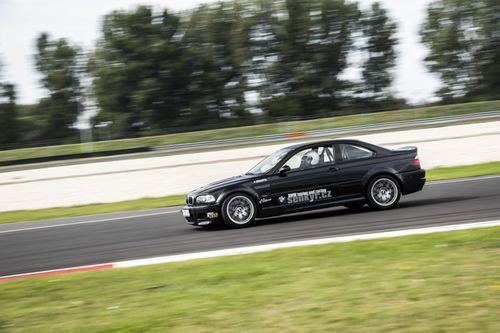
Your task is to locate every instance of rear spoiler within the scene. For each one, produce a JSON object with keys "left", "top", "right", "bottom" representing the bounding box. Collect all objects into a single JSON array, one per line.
[{"left": 391, "top": 146, "right": 417, "bottom": 154}]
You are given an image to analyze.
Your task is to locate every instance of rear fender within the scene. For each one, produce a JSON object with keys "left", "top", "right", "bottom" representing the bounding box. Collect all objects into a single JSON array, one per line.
[{"left": 361, "top": 167, "right": 403, "bottom": 190}]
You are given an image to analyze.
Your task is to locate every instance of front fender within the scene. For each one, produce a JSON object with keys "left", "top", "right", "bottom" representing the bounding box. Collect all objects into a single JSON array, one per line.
[{"left": 216, "top": 186, "right": 263, "bottom": 216}]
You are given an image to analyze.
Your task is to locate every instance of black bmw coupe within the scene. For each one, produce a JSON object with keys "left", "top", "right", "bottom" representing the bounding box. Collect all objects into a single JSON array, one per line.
[{"left": 182, "top": 139, "right": 425, "bottom": 228}]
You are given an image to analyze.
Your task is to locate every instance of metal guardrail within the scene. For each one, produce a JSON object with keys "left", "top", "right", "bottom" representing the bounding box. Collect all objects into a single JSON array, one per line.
[
  {"left": 0, "top": 147, "right": 152, "bottom": 168},
  {"left": 152, "top": 110, "right": 500, "bottom": 152},
  {"left": 2, "top": 110, "right": 499, "bottom": 172}
]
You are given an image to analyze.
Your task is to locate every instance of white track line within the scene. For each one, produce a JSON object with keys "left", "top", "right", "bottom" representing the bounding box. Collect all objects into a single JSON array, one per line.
[
  {"left": 2, "top": 219, "right": 499, "bottom": 281},
  {"left": 113, "top": 220, "right": 500, "bottom": 268},
  {"left": 0, "top": 210, "right": 180, "bottom": 234},
  {"left": 427, "top": 174, "right": 500, "bottom": 185}
]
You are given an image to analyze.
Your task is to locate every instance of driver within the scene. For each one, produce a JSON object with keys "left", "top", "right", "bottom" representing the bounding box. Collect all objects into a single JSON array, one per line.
[{"left": 300, "top": 150, "right": 320, "bottom": 169}]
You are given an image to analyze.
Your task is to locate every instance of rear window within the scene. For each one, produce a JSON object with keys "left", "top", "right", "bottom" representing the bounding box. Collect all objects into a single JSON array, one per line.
[{"left": 338, "top": 144, "right": 375, "bottom": 161}]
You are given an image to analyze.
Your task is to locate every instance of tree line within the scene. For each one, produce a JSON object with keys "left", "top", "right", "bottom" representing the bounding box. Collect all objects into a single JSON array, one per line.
[{"left": 0, "top": 0, "right": 499, "bottom": 146}]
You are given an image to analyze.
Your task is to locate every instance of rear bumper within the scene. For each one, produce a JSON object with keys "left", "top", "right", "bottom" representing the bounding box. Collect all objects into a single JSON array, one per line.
[
  {"left": 400, "top": 169, "right": 426, "bottom": 195},
  {"left": 182, "top": 204, "right": 221, "bottom": 226}
]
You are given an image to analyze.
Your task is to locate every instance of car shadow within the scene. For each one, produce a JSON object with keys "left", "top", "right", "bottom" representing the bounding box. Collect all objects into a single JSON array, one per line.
[
  {"left": 257, "top": 195, "right": 478, "bottom": 227},
  {"left": 258, "top": 207, "right": 369, "bottom": 226},
  {"left": 192, "top": 195, "right": 477, "bottom": 231},
  {"left": 397, "top": 196, "right": 477, "bottom": 208}
]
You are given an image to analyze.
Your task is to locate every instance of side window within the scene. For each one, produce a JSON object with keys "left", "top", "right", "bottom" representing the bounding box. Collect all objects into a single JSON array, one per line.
[
  {"left": 321, "top": 146, "right": 335, "bottom": 164},
  {"left": 338, "top": 144, "right": 374, "bottom": 161},
  {"left": 285, "top": 148, "right": 313, "bottom": 171},
  {"left": 284, "top": 146, "right": 336, "bottom": 171}
]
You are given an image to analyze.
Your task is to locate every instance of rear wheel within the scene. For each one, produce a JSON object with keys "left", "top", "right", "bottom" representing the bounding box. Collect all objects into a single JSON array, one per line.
[
  {"left": 366, "top": 175, "right": 401, "bottom": 210},
  {"left": 221, "top": 193, "right": 257, "bottom": 228}
]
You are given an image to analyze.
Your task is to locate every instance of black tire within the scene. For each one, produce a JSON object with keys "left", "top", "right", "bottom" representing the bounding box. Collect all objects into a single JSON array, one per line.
[
  {"left": 366, "top": 175, "right": 401, "bottom": 210},
  {"left": 344, "top": 201, "right": 366, "bottom": 210},
  {"left": 221, "top": 193, "right": 257, "bottom": 228}
]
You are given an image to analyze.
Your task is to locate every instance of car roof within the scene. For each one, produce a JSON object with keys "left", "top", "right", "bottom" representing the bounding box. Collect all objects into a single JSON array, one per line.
[{"left": 284, "top": 139, "right": 372, "bottom": 151}]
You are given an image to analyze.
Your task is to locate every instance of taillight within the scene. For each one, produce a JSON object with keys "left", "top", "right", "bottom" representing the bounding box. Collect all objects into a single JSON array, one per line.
[{"left": 413, "top": 155, "right": 421, "bottom": 167}]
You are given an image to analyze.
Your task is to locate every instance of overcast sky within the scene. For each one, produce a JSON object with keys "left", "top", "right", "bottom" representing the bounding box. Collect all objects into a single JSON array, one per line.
[{"left": 0, "top": 0, "right": 441, "bottom": 105}]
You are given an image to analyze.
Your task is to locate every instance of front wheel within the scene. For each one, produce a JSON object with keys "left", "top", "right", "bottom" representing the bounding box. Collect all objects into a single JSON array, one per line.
[
  {"left": 221, "top": 193, "right": 257, "bottom": 228},
  {"left": 366, "top": 175, "right": 401, "bottom": 210}
]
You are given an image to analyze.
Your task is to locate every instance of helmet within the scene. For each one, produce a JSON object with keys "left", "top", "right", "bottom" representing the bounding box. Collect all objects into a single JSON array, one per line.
[{"left": 301, "top": 150, "right": 320, "bottom": 168}]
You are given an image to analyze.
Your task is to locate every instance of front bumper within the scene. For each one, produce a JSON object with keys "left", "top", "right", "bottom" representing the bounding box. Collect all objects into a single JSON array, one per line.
[
  {"left": 182, "top": 204, "right": 221, "bottom": 226},
  {"left": 400, "top": 169, "right": 426, "bottom": 195}
]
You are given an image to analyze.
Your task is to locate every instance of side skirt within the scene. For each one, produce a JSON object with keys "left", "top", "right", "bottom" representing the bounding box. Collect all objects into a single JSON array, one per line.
[{"left": 259, "top": 196, "right": 366, "bottom": 218}]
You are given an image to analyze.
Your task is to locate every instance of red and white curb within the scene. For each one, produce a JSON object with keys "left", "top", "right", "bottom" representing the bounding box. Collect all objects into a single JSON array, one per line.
[
  {"left": 2, "top": 219, "right": 500, "bottom": 282},
  {"left": 0, "top": 264, "right": 114, "bottom": 282}
]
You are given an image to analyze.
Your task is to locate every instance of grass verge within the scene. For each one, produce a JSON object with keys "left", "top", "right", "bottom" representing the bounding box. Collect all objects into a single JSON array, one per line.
[
  {"left": 0, "top": 195, "right": 186, "bottom": 225},
  {"left": 427, "top": 161, "right": 500, "bottom": 181},
  {"left": 1, "top": 226, "right": 499, "bottom": 332},
  {"left": 2, "top": 100, "right": 500, "bottom": 163},
  {"left": 1, "top": 161, "right": 499, "bottom": 225}
]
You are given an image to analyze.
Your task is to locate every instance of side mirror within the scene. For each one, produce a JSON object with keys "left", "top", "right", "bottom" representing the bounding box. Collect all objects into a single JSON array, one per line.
[{"left": 279, "top": 165, "right": 291, "bottom": 175}]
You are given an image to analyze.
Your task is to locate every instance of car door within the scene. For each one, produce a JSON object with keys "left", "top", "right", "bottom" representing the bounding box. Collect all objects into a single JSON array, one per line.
[
  {"left": 266, "top": 145, "right": 341, "bottom": 215},
  {"left": 332, "top": 143, "right": 377, "bottom": 199}
]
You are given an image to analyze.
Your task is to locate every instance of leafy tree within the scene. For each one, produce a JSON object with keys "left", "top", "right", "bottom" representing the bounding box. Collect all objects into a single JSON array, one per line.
[
  {"left": 262, "top": 0, "right": 312, "bottom": 117},
  {"left": 89, "top": 0, "right": 403, "bottom": 136},
  {"left": 244, "top": 0, "right": 280, "bottom": 111},
  {"left": 181, "top": 2, "right": 252, "bottom": 124},
  {"left": 34, "top": 33, "right": 82, "bottom": 140},
  {"left": 261, "top": 0, "right": 362, "bottom": 117},
  {"left": 90, "top": 6, "right": 188, "bottom": 136},
  {"left": 0, "top": 62, "right": 19, "bottom": 144},
  {"left": 421, "top": 0, "right": 500, "bottom": 100},
  {"left": 360, "top": 2, "right": 397, "bottom": 100}
]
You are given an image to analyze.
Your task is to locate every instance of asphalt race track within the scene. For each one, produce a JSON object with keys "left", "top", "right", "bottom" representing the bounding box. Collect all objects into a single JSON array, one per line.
[{"left": 1, "top": 176, "right": 500, "bottom": 277}]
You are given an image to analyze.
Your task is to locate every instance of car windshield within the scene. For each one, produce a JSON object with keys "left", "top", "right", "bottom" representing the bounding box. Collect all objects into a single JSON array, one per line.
[{"left": 247, "top": 148, "right": 291, "bottom": 175}]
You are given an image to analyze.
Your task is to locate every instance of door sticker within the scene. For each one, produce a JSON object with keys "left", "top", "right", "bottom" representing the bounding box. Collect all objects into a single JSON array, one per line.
[{"left": 279, "top": 188, "right": 332, "bottom": 205}]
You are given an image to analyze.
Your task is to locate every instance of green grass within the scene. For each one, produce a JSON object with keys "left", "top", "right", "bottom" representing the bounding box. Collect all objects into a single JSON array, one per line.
[
  {"left": 427, "top": 161, "right": 500, "bottom": 181},
  {"left": 2, "top": 100, "right": 500, "bottom": 163},
  {"left": 1, "top": 161, "right": 500, "bottom": 225},
  {"left": 1, "top": 226, "right": 499, "bottom": 332},
  {"left": 0, "top": 195, "right": 186, "bottom": 225}
]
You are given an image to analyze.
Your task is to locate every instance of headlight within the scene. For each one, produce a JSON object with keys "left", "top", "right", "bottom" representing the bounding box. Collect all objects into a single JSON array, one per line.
[{"left": 196, "top": 194, "right": 216, "bottom": 204}]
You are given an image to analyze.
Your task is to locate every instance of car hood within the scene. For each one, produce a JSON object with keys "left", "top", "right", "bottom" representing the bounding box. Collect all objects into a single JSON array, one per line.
[{"left": 189, "top": 174, "right": 256, "bottom": 195}]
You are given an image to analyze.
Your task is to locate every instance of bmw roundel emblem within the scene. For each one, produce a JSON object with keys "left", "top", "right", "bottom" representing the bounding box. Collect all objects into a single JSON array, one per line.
[{"left": 278, "top": 195, "right": 286, "bottom": 204}]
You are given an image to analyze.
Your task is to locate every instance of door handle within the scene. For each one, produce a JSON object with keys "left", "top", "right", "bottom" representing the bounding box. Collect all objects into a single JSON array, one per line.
[{"left": 329, "top": 166, "right": 339, "bottom": 172}]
